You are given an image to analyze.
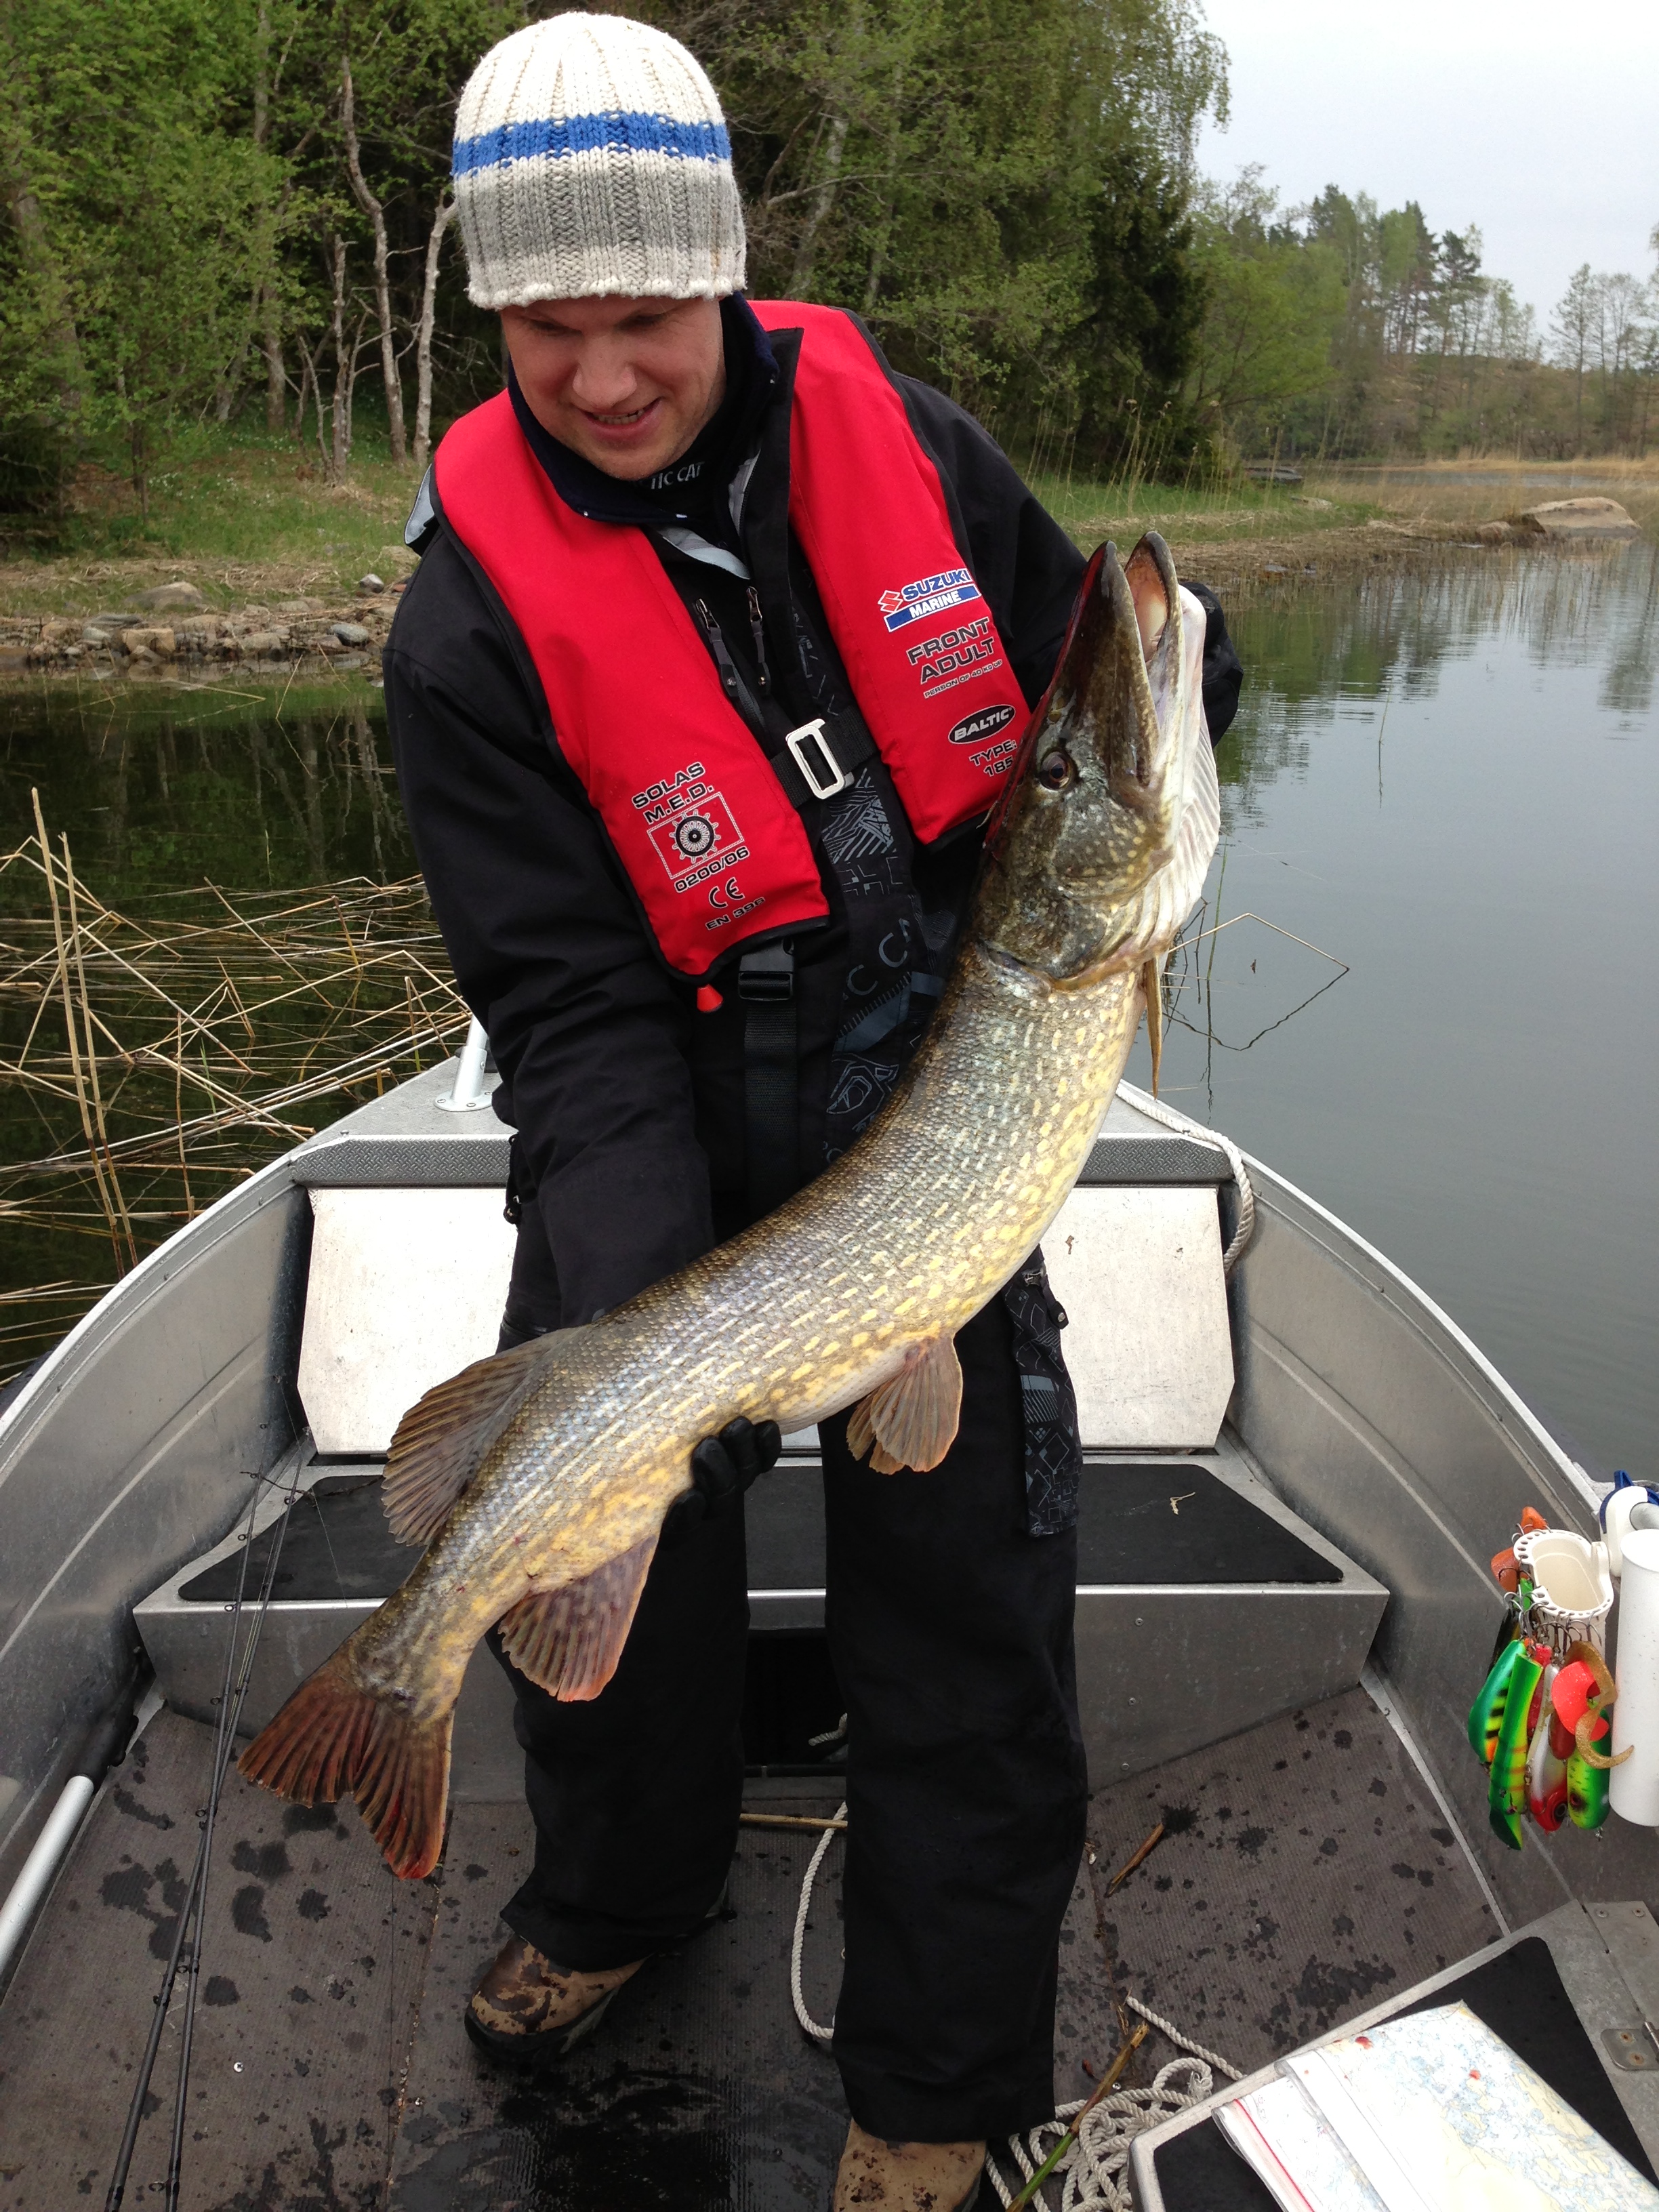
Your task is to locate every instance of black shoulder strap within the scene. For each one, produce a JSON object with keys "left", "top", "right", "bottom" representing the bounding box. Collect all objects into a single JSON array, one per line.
[{"left": 738, "top": 940, "right": 798, "bottom": 1218}]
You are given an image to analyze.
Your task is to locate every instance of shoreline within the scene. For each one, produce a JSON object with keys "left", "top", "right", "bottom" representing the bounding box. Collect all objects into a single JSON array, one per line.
[{"left": 0, "top": 451, "right": 1652, "bottom": 679}]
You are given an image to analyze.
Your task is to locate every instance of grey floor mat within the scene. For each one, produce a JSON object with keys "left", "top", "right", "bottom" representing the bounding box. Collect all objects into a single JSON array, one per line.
[
  {"left": 0, "top": 1685, "right": 1499, "bottom": 2206},
  {"left": 386, "top": 1807, "right": 1117, "bottom": 2208},
  {"left": 0, "top": 1711, "right": 436, "bottom": 2212},
  {"left": 1085, "top": 1684, "right": 1500, "bottom": 2078}
]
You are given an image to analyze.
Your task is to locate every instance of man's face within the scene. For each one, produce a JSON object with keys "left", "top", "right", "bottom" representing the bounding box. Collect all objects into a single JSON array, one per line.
[{"left": 499, "top": 295, "right": 726, "bottom": 479}]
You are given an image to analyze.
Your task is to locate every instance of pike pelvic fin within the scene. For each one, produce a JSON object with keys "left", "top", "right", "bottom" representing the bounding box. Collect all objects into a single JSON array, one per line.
[
  {"left": 382, "top": 1337, "right": 550, "bottom": 1546},
  {"left": 846, "top": 1332, "right": 964, "bottom": 1473},
  {"left": 237, "top": 1647, "right": 453, "bottom": 1881},
  {"left": 1141, "top": 956, "right": 1164, "bottom": 1096},
  {"left": 496, "top": 1537, "right": 659, "bottom": 1702}
]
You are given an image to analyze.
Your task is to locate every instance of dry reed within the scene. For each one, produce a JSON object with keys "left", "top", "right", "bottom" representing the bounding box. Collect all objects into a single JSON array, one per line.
[{"left": 0, "top": 804, "right": 469, "bottom": 1383}]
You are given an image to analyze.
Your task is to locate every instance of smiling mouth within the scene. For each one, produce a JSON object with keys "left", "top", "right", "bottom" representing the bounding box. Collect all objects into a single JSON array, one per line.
[{"left": 584, "top": 401, "right": 661, "bottom": 430}]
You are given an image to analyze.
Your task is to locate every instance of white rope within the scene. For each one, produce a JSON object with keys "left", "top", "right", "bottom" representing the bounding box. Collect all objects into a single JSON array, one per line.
[
  {"left": 790, "top": 1801, "right": 846, "bottom": 2046},
  {"left": 1119, "top": 1084, "right": 1256, "bottom": 1275},
  {"left": 1124, "top": 1995, "right": 1243, "bottom": 2082},
  {"left": 983, "top": 2057, "right": 1216, "bottom": 2211}
]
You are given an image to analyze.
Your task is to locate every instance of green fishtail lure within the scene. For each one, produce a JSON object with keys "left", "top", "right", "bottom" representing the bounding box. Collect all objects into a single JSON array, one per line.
[
  {"left": 1468, "top": 1634, "right": 1526, "bottom": 1766},
  {"left": 1488, "top": 1641, "right": 1547, "bottom": 1850}
]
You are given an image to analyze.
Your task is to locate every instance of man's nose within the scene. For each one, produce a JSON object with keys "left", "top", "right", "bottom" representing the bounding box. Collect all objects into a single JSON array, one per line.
[{"left": 569, "top": 341, "right": 642, "bottom": 411}]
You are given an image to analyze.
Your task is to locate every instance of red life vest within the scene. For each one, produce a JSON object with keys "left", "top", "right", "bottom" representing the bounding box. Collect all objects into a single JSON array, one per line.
[{"left": 433, "top": 300, "right": 1022, "bottom": 979}]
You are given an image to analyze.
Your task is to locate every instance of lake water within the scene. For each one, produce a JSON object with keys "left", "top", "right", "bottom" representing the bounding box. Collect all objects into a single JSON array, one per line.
[
  {"left": 2, "top": 546, "right": 1654, "bottom": 1477},
  {"left": 1125, "top": 543, "right": 1658, "bottom": 1483}
]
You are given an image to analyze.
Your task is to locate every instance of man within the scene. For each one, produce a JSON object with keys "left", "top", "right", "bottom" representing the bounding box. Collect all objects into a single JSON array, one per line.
[{"left": 387, "top": 16, "right": 1242, "bottom": 2209}]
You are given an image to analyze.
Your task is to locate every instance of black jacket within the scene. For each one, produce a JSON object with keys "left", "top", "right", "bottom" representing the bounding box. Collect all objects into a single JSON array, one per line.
[{"left": 386, "top": 302, "right": 1242, "bottom": 1328}]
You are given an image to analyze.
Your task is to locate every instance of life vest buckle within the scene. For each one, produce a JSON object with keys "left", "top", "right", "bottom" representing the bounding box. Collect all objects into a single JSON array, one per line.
[{"left": 784, "top": 718, "right": 852, "bottom": 801}]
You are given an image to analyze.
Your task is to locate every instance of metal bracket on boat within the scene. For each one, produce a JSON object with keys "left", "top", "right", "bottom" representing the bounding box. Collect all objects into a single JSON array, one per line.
[
  {"left": 0, "top": 1674, "right": 147, "bottom": 1983},
  {"left": 436, "top": 1017, "right": 495, "bottom": 1112},
  {"left": 1601, "top": 2025, "right": 1659, "bottom": 2073}
]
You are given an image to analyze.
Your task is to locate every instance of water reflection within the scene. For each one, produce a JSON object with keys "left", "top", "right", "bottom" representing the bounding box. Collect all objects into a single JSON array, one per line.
[
  {"left": 1133, "top": 542, "right": 1659, "bottom": 1480},
  {"left": 1221, "top": 546, "right": 1659, "bottom": 830},
  {"left": 0, "top": 678, "right": 410, "bottom": 904}
]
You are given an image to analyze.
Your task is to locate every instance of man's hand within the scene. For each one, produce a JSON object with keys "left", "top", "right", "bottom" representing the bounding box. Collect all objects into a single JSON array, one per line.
[{"left": 660, "top": 1415, "right": 783, "bottom": 1546}]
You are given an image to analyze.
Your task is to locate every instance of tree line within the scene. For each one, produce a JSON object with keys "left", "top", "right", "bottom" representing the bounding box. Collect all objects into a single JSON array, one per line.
[
  {"left": 1187, "top": 173, "right": 1659, "bottom": 463},
  {"left": 0, "top": 0, "right": 1653, "bottom": 518}
]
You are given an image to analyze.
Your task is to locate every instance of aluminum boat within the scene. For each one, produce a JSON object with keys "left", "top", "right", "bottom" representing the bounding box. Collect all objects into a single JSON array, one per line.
[{"left": 1, "top": 1046, "right": 1654, "bottom": 2208}]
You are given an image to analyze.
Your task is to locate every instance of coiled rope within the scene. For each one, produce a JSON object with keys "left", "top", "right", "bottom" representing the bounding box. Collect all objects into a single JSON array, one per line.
[
  {"left": 983, "top": 2059, "right": 1216, "bottom": 2211},
  {"left": 1119, "top": 1084, "right": 1256, "bottom": 1276},
  {"left": 789, "top": 1813, "right": 1242, "bottom": 2209},
  {"left": 1120, "top": 1994, "right": 1242, "bottom": 2081}
]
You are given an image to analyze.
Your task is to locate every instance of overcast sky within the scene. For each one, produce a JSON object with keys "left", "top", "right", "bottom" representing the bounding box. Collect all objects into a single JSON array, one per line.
[{"left": 1193, "top": 0, "right": 1659, "bottom": 323}]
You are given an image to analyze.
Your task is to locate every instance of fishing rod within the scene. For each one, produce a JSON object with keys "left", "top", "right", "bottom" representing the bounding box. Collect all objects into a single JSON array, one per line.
[{"left": 103, "top": 1455, "right": 303, "bottom": 2212}]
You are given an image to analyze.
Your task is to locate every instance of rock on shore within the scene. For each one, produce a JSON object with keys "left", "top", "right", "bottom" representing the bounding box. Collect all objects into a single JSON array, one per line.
[
  {"left": 1509, "top": 497, "right": 1641, "bottom": 540},
  {"left": 1, "top": 586, "right": 404, "bottom": 675}
]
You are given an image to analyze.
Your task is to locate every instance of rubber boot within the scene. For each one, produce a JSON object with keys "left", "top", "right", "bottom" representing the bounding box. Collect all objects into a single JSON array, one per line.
[
  {"left": 464, "top": 1936, "right": 643, "bottom": 2066},
  {"left": 831, "top": 2121, "right": 986, "bottom": 2211}
]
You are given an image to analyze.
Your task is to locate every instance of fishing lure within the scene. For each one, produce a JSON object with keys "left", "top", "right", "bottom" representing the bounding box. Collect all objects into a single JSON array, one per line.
[
  {"left": 1483, "top": 1586, "right": 1525, "bottom": 1676},
  {"left": 1526, "top": 1662, "right": 1568, "bottom": 1831},
  {"left": 1557, "top": 1641, "right": 1630, "bottom": 1830},
  {"left": 1469, "top": 1618, "right": 1528, "bottom": 1765},
  {"left": 1567, "top": 1724, "right": 1613, "bottom": 1830},
  {"left": 1490, "top": 1641, "right": 1548, "bottom": 1849}
]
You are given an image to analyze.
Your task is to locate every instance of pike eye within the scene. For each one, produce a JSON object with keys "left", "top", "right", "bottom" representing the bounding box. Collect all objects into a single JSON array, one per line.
[{"left": 1037, "top": 752, "right": 1077, "bottom": 792}]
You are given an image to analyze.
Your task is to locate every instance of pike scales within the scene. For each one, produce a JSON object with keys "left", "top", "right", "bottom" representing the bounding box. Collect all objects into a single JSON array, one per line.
[{"left": 239, "top": 535, "right": 1220, "bottom": 1879}]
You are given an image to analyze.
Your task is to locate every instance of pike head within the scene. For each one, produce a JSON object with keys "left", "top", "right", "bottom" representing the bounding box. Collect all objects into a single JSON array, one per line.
[{"left": 975, "top": 533, "right": 1219, "bottom": 992}]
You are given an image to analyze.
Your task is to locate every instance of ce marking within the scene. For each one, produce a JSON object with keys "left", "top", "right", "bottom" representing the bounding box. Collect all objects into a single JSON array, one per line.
[{"left": 708, "top": 876, "right": 745, "bottom": 907}]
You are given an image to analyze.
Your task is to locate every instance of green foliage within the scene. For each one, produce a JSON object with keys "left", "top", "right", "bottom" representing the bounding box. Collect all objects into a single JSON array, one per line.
[
  {"left": 1185, "top": 170, "right": 1345, "bottom": 450},
  {"left": 1071, "top": 145, "right": 1206, "bottom": 471},
  {"left": 0, "top": 0, "right": 285, "bottom": 507},
  {"left": 1197, "top": 176, "right": 1659, "bottom": 459},
  {"left": 2, "top": 0, "right": 1648, "bottom": 507},
  {"left": 649, "top": 0, "right": 1223, "bottom": 460}
]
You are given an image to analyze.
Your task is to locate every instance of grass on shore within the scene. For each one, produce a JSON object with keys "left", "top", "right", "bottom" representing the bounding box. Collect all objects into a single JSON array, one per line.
[{"left": 0, "top": 423, "right": 1654, "bottom": 624}]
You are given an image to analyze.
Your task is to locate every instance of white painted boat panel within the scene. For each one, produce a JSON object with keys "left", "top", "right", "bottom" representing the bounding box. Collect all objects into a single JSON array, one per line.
[
  {"left": 297, "top": 1187, "right": 517, "bottom": 1454},
  {"left": 1045, "top": 1183, "right": 1233, "bottom": 1449}
]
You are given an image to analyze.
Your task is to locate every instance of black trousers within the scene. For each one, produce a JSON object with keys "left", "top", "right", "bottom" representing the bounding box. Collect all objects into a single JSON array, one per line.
[{"left": 492, "top": 1218, "right": 1088, "bottom": 2142}]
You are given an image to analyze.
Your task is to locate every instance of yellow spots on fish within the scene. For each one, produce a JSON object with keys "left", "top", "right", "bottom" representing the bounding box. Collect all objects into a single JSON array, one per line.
[{"left": 790, "top": 1364, "right": 815, "bottom": 1382}]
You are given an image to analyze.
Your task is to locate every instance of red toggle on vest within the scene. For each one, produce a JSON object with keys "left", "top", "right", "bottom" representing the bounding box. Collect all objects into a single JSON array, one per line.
[{"left": 434, "top": 301, "right": 1022, "bottom": 979}]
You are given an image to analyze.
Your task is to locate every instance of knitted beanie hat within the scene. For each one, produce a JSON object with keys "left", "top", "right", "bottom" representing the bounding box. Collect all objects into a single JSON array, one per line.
[{"left": 452, "top": 14, "right": 746, "bottom": 307}]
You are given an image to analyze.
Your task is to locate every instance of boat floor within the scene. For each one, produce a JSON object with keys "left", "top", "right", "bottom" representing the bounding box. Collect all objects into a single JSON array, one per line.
[{"left": 0, "top": 1683, "right": 1500, "bottom": 2210}]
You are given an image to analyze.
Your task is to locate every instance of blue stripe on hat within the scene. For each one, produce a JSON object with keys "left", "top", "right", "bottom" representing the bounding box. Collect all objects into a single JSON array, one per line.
[{"left": 453, "top": 110, "right": 731, "bottom": 178}]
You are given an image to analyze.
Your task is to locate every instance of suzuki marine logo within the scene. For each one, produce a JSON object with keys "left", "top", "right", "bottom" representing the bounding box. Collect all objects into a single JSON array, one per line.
[
  {"left": 646, "top": 791, "right": 747, "bottom": 890},
  {"left": 877, "top": 567, "right": 983, "bottom": 634},
  {"left": 947, "top": 703, "right": 1017, "bottom": 746}
]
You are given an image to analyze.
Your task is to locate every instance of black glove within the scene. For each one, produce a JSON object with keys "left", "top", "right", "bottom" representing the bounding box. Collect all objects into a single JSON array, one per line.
[{"left": 660, "top": 1415, "right": 783, "bottom": 1547}]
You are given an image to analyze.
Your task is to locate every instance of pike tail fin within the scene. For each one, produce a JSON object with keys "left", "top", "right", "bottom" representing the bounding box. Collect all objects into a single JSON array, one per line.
[{"left": 237, "top": 1647, "right": 453, "bottom": 1880}]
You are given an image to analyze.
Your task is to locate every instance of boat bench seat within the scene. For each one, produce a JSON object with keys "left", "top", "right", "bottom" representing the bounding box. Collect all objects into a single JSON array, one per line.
[{"left": 135, "top": 1080, "right": 1385, "bottom": 1791}]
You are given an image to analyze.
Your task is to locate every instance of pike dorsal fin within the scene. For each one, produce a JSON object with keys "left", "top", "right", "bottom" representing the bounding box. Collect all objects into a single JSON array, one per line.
[
  {"left": 495, "top": 1538, "right": 659, "bottom": 1702},
  {"left": 382, "top": 1337, "right": 550, "bottom": 1547},
  {"left": 846, "top": 1332, "right": 964, "bottom": 1474}
]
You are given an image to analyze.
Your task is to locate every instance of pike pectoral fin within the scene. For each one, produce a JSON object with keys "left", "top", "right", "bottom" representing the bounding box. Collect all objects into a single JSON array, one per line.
[
  {"left": 382, "top": 1338, "right": 548, "bottom": 1546},
  {"left": 497, "top": 1537, "right": 658, "bottom": 1702},
  {"left": 1141, "top": 956, "right": 1164, "bottom": 1097},
  {"left": 846, "top": 1333, "right": 964, "bottom": 1474}
]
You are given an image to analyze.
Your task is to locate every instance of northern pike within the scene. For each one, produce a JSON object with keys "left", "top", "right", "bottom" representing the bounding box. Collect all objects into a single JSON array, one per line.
[{"left": 239, "top": 533, "right": 1221, "bottom": 1879}]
